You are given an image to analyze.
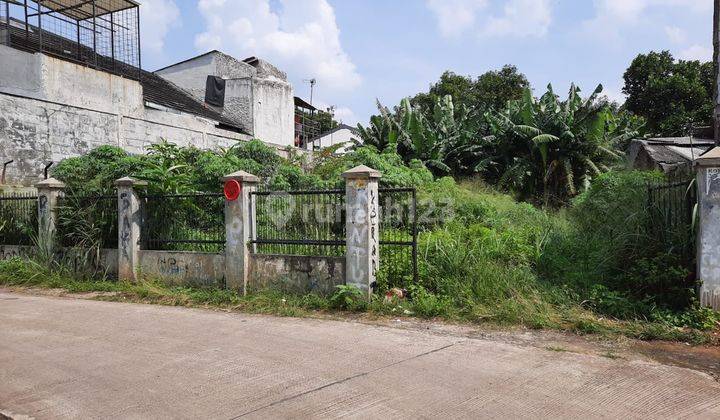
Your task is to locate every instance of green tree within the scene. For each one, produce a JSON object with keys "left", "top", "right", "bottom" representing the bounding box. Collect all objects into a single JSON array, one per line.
[
  {"left": 410, "top": 65, "right": 529, "bottom": 115},
  {"left": 314, "top": 110, "right": 339, "bottom": 134},
  {"left": 622, "top": 51, "right": 713, "bottom": 136}
]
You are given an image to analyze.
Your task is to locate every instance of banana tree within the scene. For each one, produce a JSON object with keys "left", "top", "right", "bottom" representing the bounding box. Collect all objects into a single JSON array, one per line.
[{"left": 485, "top": 84, "right": 632, "bottom": 206}]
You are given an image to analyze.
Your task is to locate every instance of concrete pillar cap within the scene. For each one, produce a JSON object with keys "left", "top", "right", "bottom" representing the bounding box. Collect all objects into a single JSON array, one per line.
[
  {"left": 695, "top": 147, "right": 720, "bottom": 167},
  {"left": 341, "top": 165, "right": 382, "bottom": 179},
  {"left": 114, "top": 176, "right": 148, "bottom": 187},
  {"left": 35, "top": 177, "right": 65, "bottom": 189},
  {"left": 221, "top": 170, "right": 260, "bottom": 184}
]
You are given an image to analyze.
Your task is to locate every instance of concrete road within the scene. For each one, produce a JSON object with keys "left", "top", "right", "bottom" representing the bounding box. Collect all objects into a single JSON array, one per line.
[{"left": 1, "top": 291, "right": 719, "bottom": 419}]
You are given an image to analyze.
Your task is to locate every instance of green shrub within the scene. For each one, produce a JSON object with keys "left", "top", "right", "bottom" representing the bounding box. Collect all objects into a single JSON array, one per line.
[{"left": 329, "top": 285, "right": 367, "bottom": 311}]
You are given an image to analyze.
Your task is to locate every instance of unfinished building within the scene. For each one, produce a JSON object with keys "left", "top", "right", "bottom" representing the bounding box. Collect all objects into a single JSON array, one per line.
[{"left": 0, "top": 0, "right": 301, "bottom": 186}]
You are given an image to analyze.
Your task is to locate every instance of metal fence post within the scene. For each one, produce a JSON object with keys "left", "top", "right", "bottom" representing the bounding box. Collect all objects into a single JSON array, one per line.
[
  {"left": 222, "top": 170, "right": 259, "bottom": 295},
  {"left": 35, "top": 177, "right": 65, "bottom": 254},
  {"left": 115, "top": 177, "right": 146, "bottom": 282},
  {"left": 342, "top": 165, "right": 381, "bottom": 298}
]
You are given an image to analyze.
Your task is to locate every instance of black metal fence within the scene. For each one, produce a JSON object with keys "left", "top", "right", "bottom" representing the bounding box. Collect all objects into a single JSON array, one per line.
[
  {"left": 57, "top": 194, "right": 118, "bottom": 249},
  {"left": 251, "top": 189, "right": 346, "bottom": 256},
  {"left": 378, "top": 187, "right": 418, "bottom": 289},
  {"left": 647, "top": 180, "right": 697, "bottom": 261},
  {"left": 141, "top": 193, "right": 225, "bottom": 252},
  {"left": 0, "top": 192, "right": 38, "bottom": 246}
]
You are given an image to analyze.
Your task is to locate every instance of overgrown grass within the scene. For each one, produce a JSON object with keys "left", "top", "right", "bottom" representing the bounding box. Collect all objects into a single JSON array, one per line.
[
  {"left": 0, "top": 256, "right": 716, "bottom": 345},
  {"left": 9, "top": 141, "right": 720, "bottom": 344}
]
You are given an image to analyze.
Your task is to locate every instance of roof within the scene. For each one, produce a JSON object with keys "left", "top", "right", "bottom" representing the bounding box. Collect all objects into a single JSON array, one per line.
[
  {"left": 39, "top": 0, "right": 139, "bottom": 20},
  {"left": 5, "top": 22, "right": 248, "bottom": 133},
  {"left": 309, "top": 124, "right": 359, "bottom": 142},
  {"left": 630, "top": 137, "right": 713, "bottom": 170},
  {"left": 294, "top": 96, "right": 316, "bottom": 111},
  {"left": 645, "top": 137, "right": 715, "bottom": 146}
]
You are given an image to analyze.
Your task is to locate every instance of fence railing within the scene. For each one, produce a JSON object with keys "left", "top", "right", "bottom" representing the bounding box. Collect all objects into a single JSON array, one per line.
[
  {"left": 251, "top": 189, "right": 346, "bottom": 256},
  {"left": 647, "top": 180, "right": 697, "bottom": 261},
  {"left": 141, "top": 193, "right": 225, "bottom": 252},
  {"left": 57, "top": 194, "right": 118, "bottom": 249},
  {"left": 0, "top": 192, "right": 38, "bottom": 246},
  {"left": 378, "top": 187, "right": 418, "bottom": 288}
]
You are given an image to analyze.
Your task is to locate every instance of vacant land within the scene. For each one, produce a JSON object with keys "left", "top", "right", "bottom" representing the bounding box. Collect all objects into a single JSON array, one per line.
[{"left": 1, "top": 290, "right": 718, "bottom": 419}]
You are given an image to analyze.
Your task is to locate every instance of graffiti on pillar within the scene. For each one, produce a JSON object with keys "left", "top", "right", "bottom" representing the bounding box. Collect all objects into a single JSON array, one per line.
[
  {"left": 369, "top": 188, "right": 378, "bottom": 285},
  {"left": 707, "top": 168, "right": 720, "bottom": 196},
  {"left": 347, "top": 179, "right": 369, "bottom": 283},
  {"left": 346, "top": 178, "right": 379, "bottom": 287},
  {"left": 120, "top": 192, "right": 131, "bottom": 260}
]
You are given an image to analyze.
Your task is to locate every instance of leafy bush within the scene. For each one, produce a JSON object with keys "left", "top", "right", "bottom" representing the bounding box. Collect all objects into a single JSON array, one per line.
[{"left": 329, "top": 285, "right": 367, "bottom": 311}]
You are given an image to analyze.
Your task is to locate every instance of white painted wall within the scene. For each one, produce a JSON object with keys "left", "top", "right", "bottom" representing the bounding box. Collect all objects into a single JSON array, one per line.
[
  {"left": 0, "top": 44, "right": 143, "bottom": 115},
  {"left": 252, "top": 77, "right": 294, "bottom": 148},
  {"left": 312, "top": 127, "right": 361, "bottom": 154},
  {"left": 155, "top": 51, "right": 295, "bottom": 147}
]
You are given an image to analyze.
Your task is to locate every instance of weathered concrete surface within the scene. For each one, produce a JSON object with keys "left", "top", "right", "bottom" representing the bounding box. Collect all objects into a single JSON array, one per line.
[
  {"left": 696, "top": 152, "right": 720, "bottom": 309},
  {"left": 155, "top": 51, "right": 295, "bottom": 147},
  {"left": 1, "top": 291, "right": 719, "bottom": 419},
  {"left": 249, "top": 254, "right": 345, "bottom": 294},
  {"left": 139, "top": 250, "right": 224, "bottom": 288}
]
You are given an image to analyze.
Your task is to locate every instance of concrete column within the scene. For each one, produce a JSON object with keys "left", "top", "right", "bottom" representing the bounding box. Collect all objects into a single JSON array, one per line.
[
  {"left": 695, "top": 148, "right": 720, "bottom": 309},
  {"left": 222, "top": 170, "right": 259, "bottom": 294},
  {"left": 343, "top": 165, "right": 381, "bottom": 297},
  {"left": 115, "top": 177, "right": 146, "bottom": 282},
  {"left": 35, "top": 177, "right": 65, "bottom": 253}
]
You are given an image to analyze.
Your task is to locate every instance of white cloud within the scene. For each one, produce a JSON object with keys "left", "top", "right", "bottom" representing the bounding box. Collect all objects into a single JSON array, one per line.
[
  {"left": 194, "top": 0, "right": 361, "bottom": 93},
  {"left": 313, "top": 101, "right": 357, "bottom": 125},
  {"left": 333, "top": 107, "right": 357, "bottom": 125},
  {"left": 138, "top": 0, "right": 181, "bottom": 55},
  {"left": 678, "top": 44, "right": 712, "bottom": 61},
  {"left": 426, "top": 0, "right": 552, "bottom": 39},
  {"left": 664, "top": 25, "right": 686, "bottom": 44},
  {"left": 426, "top": 0, "right": 488, "bottom": 38},
  {"left": 583, "top": 0, "right": 712, "bottom": 42},
  {"left": 601, "top": 86, "right": 627, "bottom": 105},
  {"left": 482, "top": 0, "right": 552, "bottom": 38}
]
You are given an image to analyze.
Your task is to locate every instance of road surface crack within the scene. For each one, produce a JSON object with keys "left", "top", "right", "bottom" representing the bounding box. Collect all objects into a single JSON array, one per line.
[{"left": 230, "top": 340, "right": 465, "bottom": 418}]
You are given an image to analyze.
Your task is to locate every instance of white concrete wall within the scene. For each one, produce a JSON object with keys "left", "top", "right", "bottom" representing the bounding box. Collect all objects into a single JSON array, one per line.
[
  {"left": 155, "top": 51, "right": 295, "bottom": 147},
  {"left": 0, "top": 44, "right": 143, "bottom": 115},
  {"left": 154, "top": 52, "right": 218, "bottom": 102},
  {"left": 252, "top": 78, "right": 295, "bottom": 148},
  {"left": 314, "top": 128, "right": 360, "bottom": 153},
  {"left": 0, "top": 92, "right": 253, "bottom": 185}
]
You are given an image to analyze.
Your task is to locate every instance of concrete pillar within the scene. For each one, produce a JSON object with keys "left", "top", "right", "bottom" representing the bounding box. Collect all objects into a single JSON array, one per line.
[
  {"left": 35, "top": 177, "right": 65, "bottom": 253},
  {"left": 695, "top": 148, "right": 720, "bottom": 309},
  {"left": 115, "top": 177, "right": 146, "bottom": 282},
  {"left": 343, "top": 165, "right": 381, "bottom": 297},
  {"left": 222, "top": 170, "right": 259, "bottom": 294}
]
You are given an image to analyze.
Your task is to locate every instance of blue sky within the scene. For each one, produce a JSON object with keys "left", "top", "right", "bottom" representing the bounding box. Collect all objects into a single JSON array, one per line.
[{"left": 139, "top": 0, "right": 713, "bottom": 126}]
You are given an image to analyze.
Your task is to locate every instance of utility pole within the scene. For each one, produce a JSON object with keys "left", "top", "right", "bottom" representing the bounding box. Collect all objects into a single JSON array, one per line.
[
  {"left": 303, "top": 78, "right": 316, "bottom": 105},
  {"left": 714, "top": 0, "right": 720, "bottom": 143}
]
